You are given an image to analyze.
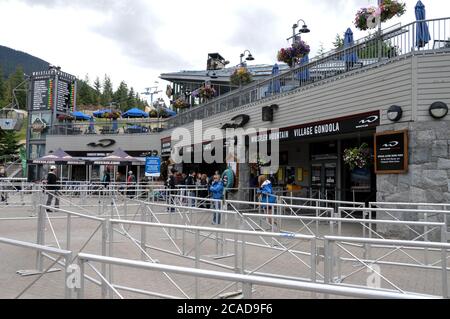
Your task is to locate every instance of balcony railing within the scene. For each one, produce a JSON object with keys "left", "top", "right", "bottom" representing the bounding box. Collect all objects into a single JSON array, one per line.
[{"left": 164, "top": 17, "right": 450, "bottom": 129}]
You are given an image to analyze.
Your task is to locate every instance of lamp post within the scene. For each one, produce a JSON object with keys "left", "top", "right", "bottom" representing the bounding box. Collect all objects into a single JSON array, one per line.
[
  {"left": 287, "top": 19, "right": 310, "bottom": 44},
  {"left": 239, "top": 50, "right": 255, "bottom": 67}
]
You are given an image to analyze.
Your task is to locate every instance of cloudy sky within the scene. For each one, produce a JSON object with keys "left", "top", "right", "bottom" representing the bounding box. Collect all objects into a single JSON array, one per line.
[{"left": 0, "top": 0, "right": 446, "bottom": 102}]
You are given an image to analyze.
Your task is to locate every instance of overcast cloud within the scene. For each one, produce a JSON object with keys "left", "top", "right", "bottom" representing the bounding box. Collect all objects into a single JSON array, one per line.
[{"left": 0, "top": 0, "right": 448, "bottom": 99}]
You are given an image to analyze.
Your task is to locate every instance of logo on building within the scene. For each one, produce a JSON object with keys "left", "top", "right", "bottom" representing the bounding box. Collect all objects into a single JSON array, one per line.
[
  {"left": 31, "top": 118, "right": 47, "bottom": 133},
  {"left": 87, "top": 139, "right": 116, "bottom": 148},
  {"left": 221, "top": 114, "right": 250, "bottom": 129}
]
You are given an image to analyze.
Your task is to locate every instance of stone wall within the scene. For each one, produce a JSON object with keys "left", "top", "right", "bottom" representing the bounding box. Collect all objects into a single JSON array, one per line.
[{"left": 376, "top": 120, "right": 450, "bottom": 239}]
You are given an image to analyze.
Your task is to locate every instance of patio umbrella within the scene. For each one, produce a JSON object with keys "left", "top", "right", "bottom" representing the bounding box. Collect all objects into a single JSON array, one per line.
[
  {"left": 267, "top": 64, "right": 281, "bottom": 94},
  {"left": 71, "top": 111, "right": 92, "bottom": 121},
  {"left": 93, "top": 148, "right": 142, "bottom": 165},
  {"left": 123, "top": 108, "right": 149, "bottom": 118},
  {"left": 343, "top": 28, "right": 358, "bottom": 63},
  {"left": 415, "top": 1, "right": 431, "bottom": 48},
  {"left": 297, "top": 55, "right": 310, "bottom": 81},
  {"left": 33, "top": 148, "right": 85, "bottom": 165},
  {"left": 93, "top": 109, "right": 112, "bottom": 118}
]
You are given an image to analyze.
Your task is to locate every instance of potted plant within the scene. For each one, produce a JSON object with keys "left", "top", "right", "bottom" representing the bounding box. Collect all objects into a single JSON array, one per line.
[
  {"left": 354, "top": 0, "right": 406, "bottom": 31},
  {"left": 102, "top": 111, "right": 121, "bottom": 119},
  {"left": 172, "top": 98, "right": 190, "bottom": 109},
  {"left": 343, "top": 143, "right": 371, "bottom": 170},
  {"left": 57, "top": 114, "right": 75, "bottom": 122},
  {"left": 277, "top": 39, "right": 311, "bottom": 67},
  {"left": 230, "top": 67, "right": 253, "bottom": 86}
]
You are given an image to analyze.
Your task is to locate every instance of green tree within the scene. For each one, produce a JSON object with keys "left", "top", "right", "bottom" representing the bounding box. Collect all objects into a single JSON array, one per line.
[
  {"left": 127, "top": 87, "right": 136, "bottom": 109},
  {"left": 0, "top": 129, "right": 21, "bottom": 157},
  {"left": 77, "top": 74, "right": 95, "bottom": 106},
  {"left": 101, "top": 74, "right": 114, "bottom": 106},
  {"left": 114, "top": 81, "right": 128, "bottom": 111},
  {"left": 93, "top": 76, "right": 101, "bottom": 105},
  {"left": 0, "top": 66, "right": 6, "bottom": 107},
  {"left": 5, "top": 66, "right": 27, "bottom": 109},
  {"left": 333, "top": 34, "right": 344, "bottom": 49}
]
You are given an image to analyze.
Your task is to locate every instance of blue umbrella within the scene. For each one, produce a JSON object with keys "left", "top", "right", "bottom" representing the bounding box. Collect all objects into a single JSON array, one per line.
[
  {"left": 93, "top": 109, "right": 112, "bottom": 118},
  {"left": 123, "top": 107, "right": 149, "bottom": 118},
  {"left": 71, "top": 111, "right": 92, "bottom": 121},
  {"left": 267, "top": 64, "right": 281, "bottom": 94},
  {"left": 343, "top": 28, "right": 358, "bottom": 63},
  {"left": 297, "top": 55, "right": 310, "bottom": 81},
  {"left": 156, "top": 106, "right": 177, "bottom": 117},
  {"left": 415, "top": 1, "right": 431, "bottom": 48}
]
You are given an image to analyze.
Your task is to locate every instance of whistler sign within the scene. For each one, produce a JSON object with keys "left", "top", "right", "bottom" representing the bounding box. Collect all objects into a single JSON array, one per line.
[{"left": 250, "top": 111, "right": 380, "bottom": 143}]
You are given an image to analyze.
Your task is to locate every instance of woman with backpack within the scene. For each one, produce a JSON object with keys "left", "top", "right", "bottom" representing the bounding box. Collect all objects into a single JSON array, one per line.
[{"left": 257, "top": 175, "right": 277, "bottom": 228}]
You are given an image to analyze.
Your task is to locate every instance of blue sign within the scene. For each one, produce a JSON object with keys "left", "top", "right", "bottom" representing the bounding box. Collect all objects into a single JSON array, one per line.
[{"left": 145, "top": 157, "right": 161, "bottom": 177}]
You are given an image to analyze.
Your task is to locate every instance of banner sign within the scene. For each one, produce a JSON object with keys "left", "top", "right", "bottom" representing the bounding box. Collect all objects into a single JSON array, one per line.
[{"left": 145, "top": 156, "right": 161, "bottom": 177}]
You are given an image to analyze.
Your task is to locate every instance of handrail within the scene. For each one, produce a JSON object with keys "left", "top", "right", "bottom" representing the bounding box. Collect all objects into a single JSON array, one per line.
[
  {"left": 159, "top": 17, "right": 450, "bottom": 128},
  {"left": 77, "top": 253, "right": 436, "bottom": 299}
]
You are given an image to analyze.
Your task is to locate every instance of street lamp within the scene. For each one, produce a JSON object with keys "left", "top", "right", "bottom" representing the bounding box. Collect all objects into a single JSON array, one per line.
[
  {"left": 287, "top": 19, "right": 310, "bottom": 43},
  {"left": 240, "top": 50, "right": 255, "bottom": 66}
]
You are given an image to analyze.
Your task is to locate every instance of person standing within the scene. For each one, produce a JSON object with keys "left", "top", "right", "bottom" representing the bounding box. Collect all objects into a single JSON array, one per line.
[
  {"left": 0, "top": 166, "right": 8, "bottom": 205},
  {"left": 165, "top": 168, "right": 177, "bottom": 213},
  {"left": 257, "top": 175, "right": 277, "bottom": 228},
  {"left": 102, "top": 168, "right": 111, "bottom": 188},
  {"left": 127, "top": 171, "right": 136, "bottom": 198},
  {"left": 209, "top": 174, "right": 224, "bottom": 225},
  {"left": 185, "top": 171, "right": 196, "bottom": 206},
  {"left": 45, "top": 166, "right": 60, "bottom": 213}
]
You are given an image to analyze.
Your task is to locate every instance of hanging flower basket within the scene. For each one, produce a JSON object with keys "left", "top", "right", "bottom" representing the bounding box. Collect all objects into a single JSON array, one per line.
[
  {"left": 192, "top": 85, "right": 216, "bottom": 100},
  {"left": 277, "top": 39, "right": 311, "bottom": 67},
  {"left": 343, "top": 143, "right": 371, "bottom": 170},
  {"left": 354, "top": 0, "right": 406, "bottom": 31},
  {"left": 230, "top": 67, "right": 253, "bottom": 86},
  {"left": 172, "top": 98, "right": 189, "bottom": 109},
  {"left": 57, "top": 114, "right": 75, "bottom": 122},
  {"left": 102, "top": 111, "right": 121, "bottom": 120}
]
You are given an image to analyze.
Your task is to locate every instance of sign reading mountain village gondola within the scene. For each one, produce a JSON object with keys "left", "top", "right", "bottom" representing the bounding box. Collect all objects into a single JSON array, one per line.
[
  {"left": 250, "top": 111, "right": 380, "bottom": 143},
  {"left": 375, "top": 130, "right": 409, "bottom": 174}
]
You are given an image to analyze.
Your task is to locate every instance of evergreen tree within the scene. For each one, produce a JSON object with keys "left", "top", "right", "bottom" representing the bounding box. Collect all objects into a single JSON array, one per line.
[
  {"left": 77, "top": 74, "right": 95, "bottom": 106},
  {"left": 333, "top": 34, "right": 344, "bottom": 49},
  {"left": 127, "top": 87, "right": 136, "bottom": 109},
  {"left": 93, "top": 77, "right": 101, "bottom": 105},
  {"left": 318, "top": 43, "right": 326, "bottom": 58},
  {"left": 5, "top": 66, "right": 26, "bottom": 109},
  {"left": 114, "top": 81, "right": 128, "bottom": 111},
  {"left": 0, "top": 66, "right": 5, "bottom": 107},
  {"left": 0, "top": 129, "right": 21, "bottom": 157},
  {"left": 101, "top": 75, "right": 114, "bottom": 107}
]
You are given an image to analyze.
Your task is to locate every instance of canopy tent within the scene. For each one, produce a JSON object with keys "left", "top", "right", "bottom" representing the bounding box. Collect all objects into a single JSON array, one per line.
[
  {"left": 93, "top": 148, "right": 142, "bottom": 165},
  {"left": 32, "top": 148, "right": 85, "bottom": 165},
  {"left": 122, "top": 108, "right": 149, "bottom": 118},
  {"left": 71, "top": 111, "right": 93, "bottom": 121}
]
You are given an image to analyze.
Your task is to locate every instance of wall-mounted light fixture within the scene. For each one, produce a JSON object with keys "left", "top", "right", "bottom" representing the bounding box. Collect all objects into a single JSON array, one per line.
[
  {"left": 262, "top": 104, "right": 279, "bottom": 122},
  {"left": 429, "top": 101, "right": 448, "bottom": 119},
  {"left": 387, "top": 105, "right": 403, "bottom": 122}
]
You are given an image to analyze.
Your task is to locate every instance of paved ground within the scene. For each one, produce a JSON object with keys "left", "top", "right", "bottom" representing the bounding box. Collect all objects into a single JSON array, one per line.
[{"left": 0, "top": 193, "right": 448, "bottom": 299}]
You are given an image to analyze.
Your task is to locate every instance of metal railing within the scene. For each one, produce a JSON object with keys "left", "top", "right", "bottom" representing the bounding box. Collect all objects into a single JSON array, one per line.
[
  {"left": 164, "top": 17, "right": 450, "bottom": 128},
  {"left": 324, "top": 236, "right": 450, "bottom": 298},
  {"left": 0, "top": 237, "right": 73, "bottom": 299},
  {"left": 77, "top": 252, "right": 435, "bottom": 299}
]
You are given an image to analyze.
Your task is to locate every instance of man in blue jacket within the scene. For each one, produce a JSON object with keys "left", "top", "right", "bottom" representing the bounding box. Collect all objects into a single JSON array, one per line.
[{"left": 209, "top": 174, "right": 224, "bottom": 225}]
